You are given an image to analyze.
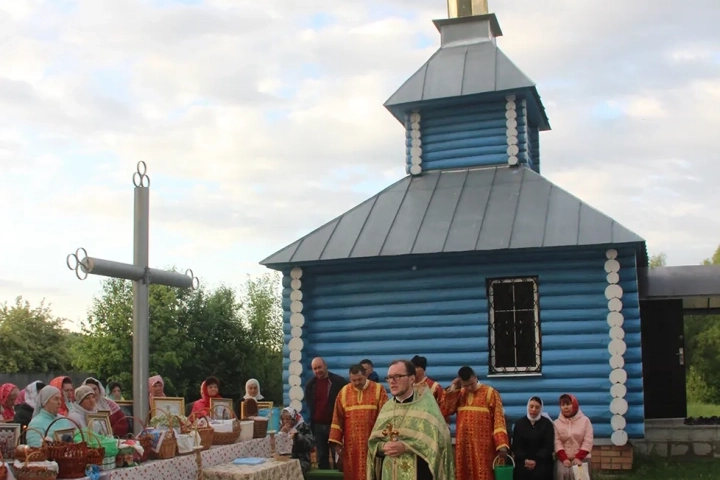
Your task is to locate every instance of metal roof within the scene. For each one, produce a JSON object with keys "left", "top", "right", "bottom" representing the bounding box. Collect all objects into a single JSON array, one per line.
[
  {"left": 383, "top": 14, "right": 550, "bottom": 130},
  {"left": 260, "top": 166, "right": 645, "bottom": 267},
  {"left": 638, "top": 265, "right": 720, "bottom": 310}
]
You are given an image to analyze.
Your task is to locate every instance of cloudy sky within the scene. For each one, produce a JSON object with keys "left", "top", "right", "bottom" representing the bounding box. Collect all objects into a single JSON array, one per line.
[{"left": 1, "top": 0, "right": 719, "bottom": 329}]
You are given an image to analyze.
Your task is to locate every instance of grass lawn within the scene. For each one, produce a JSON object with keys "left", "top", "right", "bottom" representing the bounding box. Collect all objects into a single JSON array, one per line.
[
  {"left": 597, "top": 456, "right": 720, "bottom": 480},
  {"left": 687, "top": 403, "right": 720, "bottom": 417}
]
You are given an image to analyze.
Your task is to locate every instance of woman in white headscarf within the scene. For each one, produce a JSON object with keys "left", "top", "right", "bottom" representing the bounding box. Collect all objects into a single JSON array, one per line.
[
  {"left": 26, "top": 386, "right": 76, "bottom": 447},
  {"left": 243, "top": 379, "right": 264, "bottom": 401},
  {"left": 511, "top": 396, "right": 554, "bottom": 480},
  {"left": 12, "top": 381, "right": 45, "bottom": 432},
  {"left": 280, "top": 406, "right": 314, "bottom": 475}
]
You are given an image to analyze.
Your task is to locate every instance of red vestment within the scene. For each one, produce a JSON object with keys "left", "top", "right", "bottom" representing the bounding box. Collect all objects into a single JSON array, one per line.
[
  {"left": 329, "top": 380, "right": 388, "bottom": 480},
  {"left": 442, "top": 384, "right": 510, "bottom": 480},
  {"left": 416, "top": 376, "right": 449, "bottom": 422}
]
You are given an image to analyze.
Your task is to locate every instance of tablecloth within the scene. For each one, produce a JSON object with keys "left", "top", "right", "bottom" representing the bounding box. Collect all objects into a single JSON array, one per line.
[
  {"left": 203, "top": 459, "right": 303, "bottom": 480},
  {"left": 3, "top": 435, "right": 293, "bottom": 480}
]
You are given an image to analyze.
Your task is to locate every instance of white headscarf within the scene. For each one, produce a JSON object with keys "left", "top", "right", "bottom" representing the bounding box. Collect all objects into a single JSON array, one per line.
[
  {"left": 526, "top": 396, "right": 552, "bottom": 422},
  {"left": 243, "top": 379, "right": 264, "bottom": 400},
  {"left": 19, "top": 381, "right": 44, "bottom": 409},
  {"left": 33, "top": 386, "right": 61, "bottom": 418}
]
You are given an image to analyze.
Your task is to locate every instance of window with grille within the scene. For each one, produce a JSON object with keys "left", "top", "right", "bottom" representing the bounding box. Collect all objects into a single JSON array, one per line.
[{"left": 487, "top": 277, "right": 541, "bottom": 374}]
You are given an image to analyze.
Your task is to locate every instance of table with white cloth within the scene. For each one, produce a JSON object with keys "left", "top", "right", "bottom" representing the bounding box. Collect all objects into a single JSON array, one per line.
[
  {"left": 203, "top": 459, "right": 303, "bottom": 480},
  {"left": 4, "top": 435, "right": 293, "bottom": 480}
]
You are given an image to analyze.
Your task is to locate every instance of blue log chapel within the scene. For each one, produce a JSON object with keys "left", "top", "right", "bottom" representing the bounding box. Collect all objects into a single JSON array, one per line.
[{"left": 261, "top": 3, "right": 717, "bottom": 450}]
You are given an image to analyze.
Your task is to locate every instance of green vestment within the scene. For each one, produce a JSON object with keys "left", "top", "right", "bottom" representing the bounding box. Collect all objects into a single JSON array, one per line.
[{"left": 366, "top": 388, "right": 455, "bottom": 480}]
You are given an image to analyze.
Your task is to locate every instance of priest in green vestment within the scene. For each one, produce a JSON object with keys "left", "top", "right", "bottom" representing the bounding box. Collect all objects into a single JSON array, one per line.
[{"left": 366, "top": 360, "right": 454, "bottom": 480}]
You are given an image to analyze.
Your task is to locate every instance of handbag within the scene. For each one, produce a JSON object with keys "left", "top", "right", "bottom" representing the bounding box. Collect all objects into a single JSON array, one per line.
[{"left": 572, "top": 462, "right": 590, "bottom": 480}]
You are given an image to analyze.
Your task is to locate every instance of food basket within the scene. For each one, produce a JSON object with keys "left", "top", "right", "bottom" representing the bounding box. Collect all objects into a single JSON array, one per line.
[
  {"left": 146, "top": 409, "right": 176, "bottom": 460},
  {"left": 187, "top": 414, "right": 214, "bottom": 451},
  {"left": 82, "top": 430, "right": 105, "bottom": 469},
  {"left": 44, "top": 417, "right": 88, "bottom": 479},
  {"left": 113, "top": 415, "right": 153, "bottom": 463},
  {"left": 210, "top": 405, "right": 241, "bottom": 445},
  {"left": 11, "top": 448, "right": 58, "bottom": 480},
  {"left": 15, "top": 428, "right": 49, "bottom": 463}
]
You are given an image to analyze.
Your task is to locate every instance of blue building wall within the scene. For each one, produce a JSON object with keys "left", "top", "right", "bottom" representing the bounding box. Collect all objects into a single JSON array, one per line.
[
  {"left": 405, "top": 99, "right": 538, "bottom": 173},
  {"left": 281, "top": 246, "right": 643, "bottom": 439},
  {"left": 529, "top": 126, "right": 540, "bottom": 172}
]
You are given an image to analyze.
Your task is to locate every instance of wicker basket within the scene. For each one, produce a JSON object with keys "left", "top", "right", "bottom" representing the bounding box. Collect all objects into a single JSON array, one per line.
[
  {"left": 146, "top": 409, "right": 177, "bottom": 460},
  {"left": 14, "top": 427, "right": 49, "bottom": 463},
  {"left": 113, "top": 415, "right": 153, "bottom": 464},
  {"left": 240, "top": 415, "right": 268, "bottom": 439},
  {"left": 44, "top": 417, "right": 89, "bottom": 480},
  {"left": 187, "top": 414, "right": 214, "bottom": 451},
  {"left": 211, "top": 407, "right": 241, "bottom": 446},
  {"left": 83, "top": 430, "right": 105, "bottom": 468},
  {"left": 12, "top": 447, "right": 58, "bottom": 480}
]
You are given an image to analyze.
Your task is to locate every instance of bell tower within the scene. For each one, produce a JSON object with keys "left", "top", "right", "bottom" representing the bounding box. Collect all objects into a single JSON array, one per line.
[{"left": 385, "top": 1, "right": 550, "bottom": 175}]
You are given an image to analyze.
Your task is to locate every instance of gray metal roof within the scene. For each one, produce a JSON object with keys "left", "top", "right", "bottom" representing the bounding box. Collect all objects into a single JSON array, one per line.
[
  {"left": 383, "top": 14, "right": 550, "bottom": 130},
  {"left": 639, "top": 265, "right": 720, "bottom": 298},
  {"left": 260, "top": 166, "right": 644, "bottom": 267}
]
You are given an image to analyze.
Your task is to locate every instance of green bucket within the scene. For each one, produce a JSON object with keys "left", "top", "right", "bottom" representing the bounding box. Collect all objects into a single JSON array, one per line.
[{"left": 493, "top": 455, "right": 515, "bottom": 480}]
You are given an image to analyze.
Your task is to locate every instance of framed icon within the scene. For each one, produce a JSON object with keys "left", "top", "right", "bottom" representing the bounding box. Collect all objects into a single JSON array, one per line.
[
  {"left": 0, "top": 423, "right": 20, "bottom": 459},
  {"left": 151, "top": 397, "right": 185, "bottom": 418},
  {"left": 87, "top": 413, "right": 112, "bottom": 437},
  {"left": 210, "top": 398, "right": 234, "bottom": 419}
]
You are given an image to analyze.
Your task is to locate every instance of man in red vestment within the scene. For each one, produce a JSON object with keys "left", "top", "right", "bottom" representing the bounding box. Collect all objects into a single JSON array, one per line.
[
  {"left": 329, "top": 364, "right": 388, "bottom": 480},
  {"left": 442, "top": 366, "right": 509, "bottom": 480},
  {"left": 411, "top": 355, "right": 448, "bottom": 423}
]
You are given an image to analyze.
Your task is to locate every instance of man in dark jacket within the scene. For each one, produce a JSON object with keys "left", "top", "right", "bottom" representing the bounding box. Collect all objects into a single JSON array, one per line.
[{"left": 304, "top": 357, "right": 347, "bottom": 469}]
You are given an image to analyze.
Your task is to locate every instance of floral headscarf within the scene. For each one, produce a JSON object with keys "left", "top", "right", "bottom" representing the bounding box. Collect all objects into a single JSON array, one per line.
[
  {"left": 0, "top": 383, "right": 18, "bottom": 421},
  {"left": 281, "top": 406, "right": 305, "bottom": 433},
  {"left": 15, "top": 381, "right": 44, "bottom": 409}
]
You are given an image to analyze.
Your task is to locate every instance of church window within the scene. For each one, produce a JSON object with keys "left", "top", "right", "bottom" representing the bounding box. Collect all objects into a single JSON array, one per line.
[{"left": 487, "top": 277, "right": 541, "bottom": 374}]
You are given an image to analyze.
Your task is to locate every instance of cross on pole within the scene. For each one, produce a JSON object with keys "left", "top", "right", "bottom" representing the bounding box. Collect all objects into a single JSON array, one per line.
[{"left": 66, "top": 161, "right": 199, "bottom": 431}]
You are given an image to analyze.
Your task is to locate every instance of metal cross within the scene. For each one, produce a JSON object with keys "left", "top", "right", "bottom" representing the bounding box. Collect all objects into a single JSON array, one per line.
[{"left": 66, "top": 161, "right": 199, "bottom": 432}]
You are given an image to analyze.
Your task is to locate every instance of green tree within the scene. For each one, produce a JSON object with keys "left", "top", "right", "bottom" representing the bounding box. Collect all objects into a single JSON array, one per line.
[
  {"left": 0, "top": 297, "right": 75, "bottom": 373},
  {"left": 72, "top": 272, "right": 284, "bottom": 407},
  {"left": 238, "top": 273, "right": 284, "bottom": 404},
  {"left": 685, "top": 244, "right": 720, "bottom": 404},
  {"left": 649, "top": 252, "right": 667, "bottom": 268}
]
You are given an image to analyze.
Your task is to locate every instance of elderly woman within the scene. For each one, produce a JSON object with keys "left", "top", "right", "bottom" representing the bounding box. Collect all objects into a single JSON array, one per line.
[
  {"left": 512, "top": 396, "right": 554, "bottom": 480},
  {"left": 148, "top": 375, "right": 166, "bottom": 407},
  {"left": 279, "top": 407, "right": 314, "bottom": 476},
  {"left": 26, "top": 386, "right": 75, "bottom": 447},
  {"left": 83, "top": 377, "right": 129, "bottom": 437},
  {"left": 13, "top": 381, "right": 46, "bottom": 431},
  {"left": 68, "top": 385, "right": 97, "bottom": 429},
  {"left": 554, "top": 394, "right": 594, "bottom": 480},
  {"left": 191, "top": 376, "right": 223, "bottom": 417},
  {"left": 0, "top": 383, "right": 18, "bottom": 422},
  {"left": 244, "top": 379, "right": 264, "bottom": 401}
]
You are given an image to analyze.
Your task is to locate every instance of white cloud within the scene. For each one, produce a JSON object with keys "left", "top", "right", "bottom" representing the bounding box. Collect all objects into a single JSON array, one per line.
[{"left": 0, "top": 0, "right": 719, "bottom": 326}]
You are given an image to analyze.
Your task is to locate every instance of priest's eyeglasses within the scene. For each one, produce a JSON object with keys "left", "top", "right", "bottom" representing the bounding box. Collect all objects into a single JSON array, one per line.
[{"left": 385, "top": 374, "right": 411, "bottom": 382}]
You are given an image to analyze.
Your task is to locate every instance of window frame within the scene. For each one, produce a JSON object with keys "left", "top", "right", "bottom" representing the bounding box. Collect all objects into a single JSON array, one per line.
[{"left": 487, "top": 276, "right": 542, "bottom": 375}]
